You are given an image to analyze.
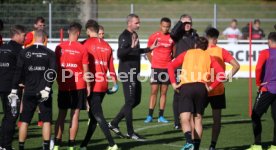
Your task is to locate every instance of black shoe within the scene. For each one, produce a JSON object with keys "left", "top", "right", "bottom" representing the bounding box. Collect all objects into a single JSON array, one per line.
[
  {"left": 209, "top": 147, "right": 216, "bottom": 150},
  {"left": 108, "top": 122, "right": 125, "bottom": 138},
  {"left": 126, "top": 132, "right": 147, "bottom": 142}
]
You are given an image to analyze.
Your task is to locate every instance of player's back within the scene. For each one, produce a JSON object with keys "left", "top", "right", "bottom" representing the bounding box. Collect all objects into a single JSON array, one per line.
[
  {"left": 206, "top": 45, "right": 225, "bottom": 70},
  {"left": 56, "top": 41, "right": 88, "bottom": 91},
  {"left": 180, "top": 49, "right": 211, "bottom": 84},
  {"left": 84, "top": 37, "right": 113, "bottom": 92},
  {"left": 19, "top": 44, "right": 55, "bottom": 94}
]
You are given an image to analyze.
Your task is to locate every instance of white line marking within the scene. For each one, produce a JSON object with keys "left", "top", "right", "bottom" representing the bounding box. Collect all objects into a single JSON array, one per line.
[{"left": 134, "top": 118, "right": 251, "bottom": 148}]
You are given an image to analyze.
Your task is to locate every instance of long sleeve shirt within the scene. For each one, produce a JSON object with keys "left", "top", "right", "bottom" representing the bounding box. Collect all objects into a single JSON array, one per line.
[
  {"left": 117, "top": 29, "right": 151, "bottom": 75},
  {"left": 0, "top": 40, "right": 23, "bottom": 92},
  {"left": 170, "top": 21, "right": 198, "bottom": 57},
  {"left": 12, "top": 43, "right": 56, "bottom": 94}
]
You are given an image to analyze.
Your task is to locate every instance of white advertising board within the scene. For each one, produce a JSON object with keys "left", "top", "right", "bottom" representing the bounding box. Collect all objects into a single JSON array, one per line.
[{"left": 47, "top": 40, "right": 268, "bottom": 78}]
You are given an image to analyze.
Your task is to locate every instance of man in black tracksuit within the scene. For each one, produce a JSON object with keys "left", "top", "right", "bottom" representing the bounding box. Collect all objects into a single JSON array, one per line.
[
  {"left": 170, "top": 15, "right": 198, "bottom": 126},
  {"left": 0, "top": 25, "right": 26, "bottom": 150},
  {"left": 8, "top": 29, "right": 56, "bottom": 150},
  {"left": 170, "top": 14, "right": 200, "bottom": 149},
  {"left": 108, "top": 14, "right": 157, "bottom": 141}
]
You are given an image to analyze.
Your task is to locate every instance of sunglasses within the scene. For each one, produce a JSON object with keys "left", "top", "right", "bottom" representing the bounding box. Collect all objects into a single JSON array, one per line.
[{"left": 183, "top": 22, "right": 192, "bottom": 25}]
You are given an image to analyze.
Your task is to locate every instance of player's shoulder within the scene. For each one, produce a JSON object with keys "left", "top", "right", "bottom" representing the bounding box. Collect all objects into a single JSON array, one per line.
[
  {"left": 150, "top": 31, "right": 160, "bottom": 37},
  {"left": 45, "top": 46, "right": 55, "bottom": 55},
  {"left": 85, "top": 37, "right": 97, "bottom": 43},
  {"left": 26, "top": 31, "right": 34, "bottom": 36},
  {"left": 260, "top": 49, "right": 269, "bottom": 54},
  {"left": 73, "top": 41, "right": 85, "bottom": 48},
  {"left": 223, "top": 27, "right": 231, "bottom": 32},
  {"left": 58, "top": 41, "right": 69, "bottom": 47},
  {"left": 101, "top": 39, "right": 112, "bottom": 51},
  {"left": 120, "top": 29, "right": 131, "bottom": 38}
]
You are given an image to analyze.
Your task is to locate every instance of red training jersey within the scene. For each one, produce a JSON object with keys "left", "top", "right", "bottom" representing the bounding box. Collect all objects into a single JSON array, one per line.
[
  {"left": 255, "top": 49, "right": 270, "bottom": 91},
  {"left": 55, "top": 41, "right": 89, "bottom": 91},
  {"left": 147, "top": 31, "right": 174, "bottom": 69},
  {"left": 83, "top": 37, "right": 117, "bottom": 92}
]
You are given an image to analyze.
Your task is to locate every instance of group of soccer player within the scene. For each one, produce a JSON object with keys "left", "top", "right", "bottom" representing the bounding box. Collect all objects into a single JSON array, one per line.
[{"left": 0, "top": 13, "right": 276, "bottom": 150}]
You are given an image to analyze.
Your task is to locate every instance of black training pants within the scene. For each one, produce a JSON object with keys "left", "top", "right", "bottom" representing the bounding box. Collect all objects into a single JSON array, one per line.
[
  {"left": 81, "top": 92, "right": 115, "bottom": 147},
  {"left": 251, "top": 91, "right": 276, "bottom": 145},
  {"left": 0, "top": 92, "right": 20, "bottom": 149},
  {"left": 112, "top": 80, "right": 141, "bottom": 135}
]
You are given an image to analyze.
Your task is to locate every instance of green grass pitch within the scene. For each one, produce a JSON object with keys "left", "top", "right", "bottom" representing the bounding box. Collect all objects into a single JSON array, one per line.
[{"left": 0, "top": 78, "right": 274, "bottom": 150}]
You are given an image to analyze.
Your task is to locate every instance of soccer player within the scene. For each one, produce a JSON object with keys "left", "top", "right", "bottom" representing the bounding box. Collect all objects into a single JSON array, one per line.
[
  {"left": 0, "top": 25, "right": 26, "bottom": 150},
  {"left": 144, "top": 17, "right": 174, "bottom": 123},
  {"left": 204, "top": 27, "right": 240, "bottom": 150},
  {"left": 24, "top": 16, "right": 47, "bottom": 48},
  {"left": 246, "top": 32, "right": 276, "bottom": 150},
  {"left": 53, "top": 22, "right": 89, "bottom": 150},
  {"left": 8, "top": 29, "right": 56, "bottom": 150},
  {"left": 170, "top": 14, "right": 198, "bottom": 129},
  {"left": 22, "top": 16, "right": 48, "bottom": 127},
  {"left": 80, "top": 19, "right": 118, "bottom": 150},
  {"left": 168, "top": 37, "right": 225, "bottom": 150},
  {"left": 108, "top": 14, "right": 157, "bottom": 141},
  {"left": 98, "top": 25, "right": 105, "bottom": 39}
]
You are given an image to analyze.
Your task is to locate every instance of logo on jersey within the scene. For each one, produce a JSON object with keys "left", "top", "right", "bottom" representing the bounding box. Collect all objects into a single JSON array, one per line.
[
  {"left": 28, "top": 66, "right": 46, "bottom": 71},
  {"left": 169, "top": 38, "right": 173, "bottom": 44},
  {"left": 25, "top": 52, "right": 32, "bottom": 58},
  {"left": 95, "top": 60, "right": 107, "bottom": 66},
  {"left": 0, "top": 62, "right": 9, "bottom": 67},
  {"left": 61, "top": 63, "right": 78, "bottom": 68}
]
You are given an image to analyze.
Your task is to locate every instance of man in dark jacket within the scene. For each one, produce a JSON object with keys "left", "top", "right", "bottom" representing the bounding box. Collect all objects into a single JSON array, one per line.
[
  {"left": 170, "top": 14, "right": 199, "bottom": 131},
  {"left": 108, "top": 13, "right": 157, "bottom": 141},
  {"left": 0, "top": 25, "right": 26, "bottom": 150}
]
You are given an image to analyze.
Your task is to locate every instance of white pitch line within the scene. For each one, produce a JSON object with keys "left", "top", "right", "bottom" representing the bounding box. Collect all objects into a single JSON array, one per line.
[
  {"left": 135, "top": 118, "right": 251, "bottom": 132},
  {"left": 134, "top": 118, "right": 251, "bottom": 149}
]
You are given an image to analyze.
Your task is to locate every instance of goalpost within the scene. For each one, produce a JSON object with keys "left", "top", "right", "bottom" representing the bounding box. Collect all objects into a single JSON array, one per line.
[{"left": 248, "top": 21, "right": 253, "bottom": 117}]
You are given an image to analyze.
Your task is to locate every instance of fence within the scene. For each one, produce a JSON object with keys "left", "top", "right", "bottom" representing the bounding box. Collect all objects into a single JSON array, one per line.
[{"left": 0, "top": 2, "right": 276, "bottom": 40}]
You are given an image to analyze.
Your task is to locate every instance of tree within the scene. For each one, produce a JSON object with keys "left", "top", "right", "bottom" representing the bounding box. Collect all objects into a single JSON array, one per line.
[{"left": 78, "top": 0, "right": 98, "bottom": 25}]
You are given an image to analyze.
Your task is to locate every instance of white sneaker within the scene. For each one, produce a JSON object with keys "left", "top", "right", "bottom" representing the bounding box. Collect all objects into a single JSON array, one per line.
[
  {"left": 107, "top": 144, "right": 118, "bottom": 150},
  {"left": 50, "top": 136, "right": 54, "bottom": 150}
]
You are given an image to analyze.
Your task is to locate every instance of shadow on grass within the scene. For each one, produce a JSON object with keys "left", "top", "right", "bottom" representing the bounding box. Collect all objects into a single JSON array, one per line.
[
  {"left": 218, "top": 141, "right": 272, "bottom": 150},
  {"left": 87, "top": 136, "right": 184, "bottom": 150},
  {"left": 203, "top": 119, "right": 253, "bottom": 129},
  {"left": 204, "top": 114, "right": 241, "bottom": 119}
]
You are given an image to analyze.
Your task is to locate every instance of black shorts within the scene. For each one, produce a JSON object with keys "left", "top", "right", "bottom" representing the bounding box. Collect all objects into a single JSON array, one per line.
[
  {"left": 20, "top": 94, "right": 52, "bottom": 124},
  {"left": 58, "top": 89, "right": 87, "bottom": 110},
  {"left": 150, "top": 68, "right": 170, "bottom": 85},
  {"left": 253, "top": 91, "right": 276, "bottom": 116},
  {"left": 204, "top": 93, "right": 226, "bottom": 109},
  {"left": 178, "top": 82, "right": 207, "bottom": 114}
]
